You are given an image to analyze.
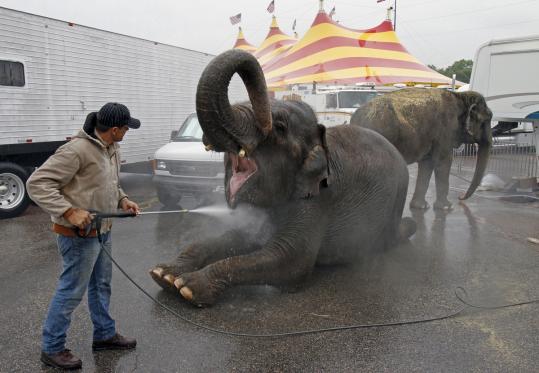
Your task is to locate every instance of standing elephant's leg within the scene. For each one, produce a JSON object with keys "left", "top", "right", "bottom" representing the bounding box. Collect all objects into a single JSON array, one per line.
[
  {"left": 433, "top": 156, "right": 453, "bottom": 210},
  {"left": 410, "top": 158, "right": 434, "bottom": 209}
]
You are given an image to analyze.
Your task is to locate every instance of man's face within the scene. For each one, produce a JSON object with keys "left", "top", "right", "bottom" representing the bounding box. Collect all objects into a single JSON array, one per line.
[{"left": 111, "top": 125, "right": 129, "bottom": 142}]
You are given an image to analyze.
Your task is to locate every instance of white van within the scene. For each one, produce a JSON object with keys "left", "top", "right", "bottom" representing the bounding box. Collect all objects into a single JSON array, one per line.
[{"left": 152, "top": 113, "right": 225, "bottom": 207}]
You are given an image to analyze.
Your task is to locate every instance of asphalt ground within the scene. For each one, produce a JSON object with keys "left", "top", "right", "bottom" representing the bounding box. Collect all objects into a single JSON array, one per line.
[{"left": 0, "top": 169, "right": 538, "bottom": 372}]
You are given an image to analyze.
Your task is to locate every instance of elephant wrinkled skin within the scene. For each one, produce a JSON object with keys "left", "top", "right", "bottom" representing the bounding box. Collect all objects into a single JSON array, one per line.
[
  {"left": 150, "top": 50, "right": 416, "bottom": 306},
  {"left": 350, "top": 88, "right": 493, "bottom": 210}
]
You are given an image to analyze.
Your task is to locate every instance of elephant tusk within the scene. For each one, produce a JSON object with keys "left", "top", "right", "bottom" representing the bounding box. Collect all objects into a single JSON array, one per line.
[
  {"left": 238, "top": 148, "right": 246, "bottom": 158},
  {"left": 204, "top": 144, "right": 213, "bottom": 151}
]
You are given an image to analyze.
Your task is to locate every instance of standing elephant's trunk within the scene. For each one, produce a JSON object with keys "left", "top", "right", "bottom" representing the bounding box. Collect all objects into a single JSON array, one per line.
[
  {"left": 196, "top": 49, "right": 272, "bottom": 155},
  {"left": 459, "top": 122, "right": 492, "bottom": 200}
]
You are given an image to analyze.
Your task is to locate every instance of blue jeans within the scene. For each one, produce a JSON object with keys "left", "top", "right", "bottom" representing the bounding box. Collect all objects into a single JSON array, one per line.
[{"left": 42, "top": 232, "right": 116, "bottom": 354}]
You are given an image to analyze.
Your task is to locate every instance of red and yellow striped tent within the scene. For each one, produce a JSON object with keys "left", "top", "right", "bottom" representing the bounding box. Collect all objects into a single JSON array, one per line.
[
  {"left": 232, "top": 27, "right": 257, "bottom": 53},
  {"left": 253, "top": 16, "right": 297, "bottom": 68},
  {"left": 234, "top": 9, "right": 454, "bottom": 89}
]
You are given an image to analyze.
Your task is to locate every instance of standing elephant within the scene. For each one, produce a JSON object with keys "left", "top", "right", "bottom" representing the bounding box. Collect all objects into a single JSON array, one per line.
[
  {"left": 350, "top": 88, "right": 493, "bottom": 210},
  {"left": 149, "top": 50, "right": 416, "bottom": 306}
]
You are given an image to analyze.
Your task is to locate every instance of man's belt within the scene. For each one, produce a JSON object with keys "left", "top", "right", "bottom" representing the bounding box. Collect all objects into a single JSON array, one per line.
[{"left": 53, "top": 223, "right": 98, "bottom": 238}]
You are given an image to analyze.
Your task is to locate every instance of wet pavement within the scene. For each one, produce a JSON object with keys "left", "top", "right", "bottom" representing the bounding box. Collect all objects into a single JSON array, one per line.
[{"left": 0, "top": 170, "right": 538, "bottom": 372}]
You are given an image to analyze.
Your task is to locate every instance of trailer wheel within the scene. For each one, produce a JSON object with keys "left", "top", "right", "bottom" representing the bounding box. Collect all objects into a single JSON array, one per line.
[
  {"left": 157, "top": 187, "right": 180, "bottom": 207},
  {"left": 0, "top": 162, "right": 31, "bottom": 219}
]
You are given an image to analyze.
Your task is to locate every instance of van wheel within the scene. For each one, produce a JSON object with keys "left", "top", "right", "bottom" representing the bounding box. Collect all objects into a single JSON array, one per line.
[
  {"left": 0, "top": 162, "right": 31, "bottom": 219},
  {"left": 157, "top": 187, "right": 180, "bottom": 207}
]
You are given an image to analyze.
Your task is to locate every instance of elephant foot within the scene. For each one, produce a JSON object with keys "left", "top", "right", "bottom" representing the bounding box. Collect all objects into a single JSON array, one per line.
[
  {"left": 410, "top": 199, "right": 430, "bottom": 210},
  {"left": 433, "top": 200, "right": 453, "bottom": 210},
  {"left": 149, "top": 264, "right": 181, "bottom": 292},
  {"left": 149, "top": 257, "right": 200, "bottom": 292},
  {"left": 174, "top": 270, "right": 227, "bottom": 307},
  {"left": 398, "top": 217, "right": 417, "bottom": 240}
]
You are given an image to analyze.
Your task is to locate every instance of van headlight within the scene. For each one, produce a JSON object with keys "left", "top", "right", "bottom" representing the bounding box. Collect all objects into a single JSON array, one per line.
[{"left": 156, "top": 160, "right": 167, "bottom": 170}]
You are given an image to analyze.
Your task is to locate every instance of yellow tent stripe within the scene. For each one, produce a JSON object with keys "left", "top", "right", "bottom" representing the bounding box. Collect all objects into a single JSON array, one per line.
[
  {"left": 267, "top": 67, "right": 447, "bottom": 86},
  {"left": 290, "top": 24, "right": 400, "bottom": 53},
  {"left": 257, "top": 34, "right": 295, "bottom": 52},
  {"left": 236, "top": 45, "right": 256, "bottom": 52},
  {"left": 264, "top": 47, "right": 421, "bottom": 80},
  {"left": 258, "top": 45, "right": 296, "bottom": 65}
]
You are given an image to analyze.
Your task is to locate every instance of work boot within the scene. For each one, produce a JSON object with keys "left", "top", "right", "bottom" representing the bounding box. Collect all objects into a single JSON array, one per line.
[
  {"left": 92, "top": 333, "right": 136, "bottom": 351},
  {"left": 41, "top": 349, "right": 82, "bottom": 370}
]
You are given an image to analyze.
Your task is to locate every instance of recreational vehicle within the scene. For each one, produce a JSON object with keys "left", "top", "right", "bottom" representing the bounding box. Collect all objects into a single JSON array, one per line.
[{"left": 470, "top": 34, "right": 539, "bottom": 148}]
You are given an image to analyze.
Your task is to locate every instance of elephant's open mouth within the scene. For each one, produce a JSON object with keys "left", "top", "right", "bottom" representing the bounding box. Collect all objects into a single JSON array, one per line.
[{"left": 228, "top": 152, "right": 258, "bottom": 203}]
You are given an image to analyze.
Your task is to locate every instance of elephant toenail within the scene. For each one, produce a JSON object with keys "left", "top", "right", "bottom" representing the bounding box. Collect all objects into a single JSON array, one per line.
[
  {"left": 164, "top": 274, "right": 175, "bottom": 284},
  {"left": 152, "top": 268, "right": 164, "bottom": 277},
  {"left": 180, "top": 286, "right": 193, "bottom": 300},
  {"left": 174, "top": 278, "right": 184, "bottom": 289}
]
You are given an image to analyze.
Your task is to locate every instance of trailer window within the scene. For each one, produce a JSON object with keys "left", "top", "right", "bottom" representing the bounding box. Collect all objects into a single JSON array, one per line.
[
  {"left": 326, "top": 94, "right": 337, "bottom": 108},
  {"left": 0, "top": 61, "right": 25, "bottom": 87}
]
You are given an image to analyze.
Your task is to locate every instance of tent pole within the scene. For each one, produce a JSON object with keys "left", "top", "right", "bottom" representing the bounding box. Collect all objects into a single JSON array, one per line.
[{"left": 394, "top": 0, "right": 397, "bottom": 31}]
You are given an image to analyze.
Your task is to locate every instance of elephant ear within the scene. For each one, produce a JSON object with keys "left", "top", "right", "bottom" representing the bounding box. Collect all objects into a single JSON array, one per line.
[
  {"left": 465, "top": 103, "right": 479, "bottom": 137},
  {"left": 294, "top": 124, "right": 331, "bottom": 199}
]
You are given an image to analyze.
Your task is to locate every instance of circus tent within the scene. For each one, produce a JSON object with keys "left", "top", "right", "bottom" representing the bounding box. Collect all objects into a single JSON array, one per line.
[
  {"left": 233, "top": 7, "right": 454, "bottom": 89},
  {"left": 232, "top": 27, "right": 257, "bottom": 53},
  {"left": 253, "top": 16, "right": 297, "bottom": 68}
]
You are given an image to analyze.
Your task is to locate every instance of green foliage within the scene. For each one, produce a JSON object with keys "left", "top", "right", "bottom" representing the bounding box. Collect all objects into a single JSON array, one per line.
[{"left": 428, "top": 59, "right": 473, "bottom": 83}]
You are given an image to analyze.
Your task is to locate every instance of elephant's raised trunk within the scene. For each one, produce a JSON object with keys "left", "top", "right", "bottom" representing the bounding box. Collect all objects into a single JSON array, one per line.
[
  {"left": 196, "top": 49, "right": 272, "bottom": 154},
  {"left": 459, "top": 122, "right": 492, "bottom": 200}
]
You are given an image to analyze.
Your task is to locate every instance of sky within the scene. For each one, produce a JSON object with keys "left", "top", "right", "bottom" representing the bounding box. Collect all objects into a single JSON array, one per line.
[{"left": 0, "top": 0, "right": 537, "bottom": 68}]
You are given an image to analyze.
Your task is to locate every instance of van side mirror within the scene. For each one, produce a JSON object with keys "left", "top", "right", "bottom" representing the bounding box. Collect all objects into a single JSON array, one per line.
[{"left": 170, "top": 130, "right": 179, "bottom": 140}]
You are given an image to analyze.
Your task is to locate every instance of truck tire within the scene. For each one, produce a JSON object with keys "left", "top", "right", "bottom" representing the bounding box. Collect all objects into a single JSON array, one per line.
[
  {"left": 157, "top": 187, "right": 180, "bottom": 207},
  {"left": 0, "top": 162, "right": 31, "bottom": 219}
]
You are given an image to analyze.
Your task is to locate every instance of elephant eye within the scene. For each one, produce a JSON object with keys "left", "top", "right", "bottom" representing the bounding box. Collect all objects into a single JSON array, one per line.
[{"left": 273, "top": 120, "right": 288, "bottom": 135}]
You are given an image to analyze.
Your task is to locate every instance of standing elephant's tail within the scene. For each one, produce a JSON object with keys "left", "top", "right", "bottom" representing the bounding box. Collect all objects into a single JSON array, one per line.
[{"left": 398, "top": 217, "right": 416, "bottom": 241}]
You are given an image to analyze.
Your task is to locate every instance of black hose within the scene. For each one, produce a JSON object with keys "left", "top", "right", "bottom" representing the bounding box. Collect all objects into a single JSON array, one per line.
[{"left": 95, "top": 231, "right": 539, "bottom": 338}]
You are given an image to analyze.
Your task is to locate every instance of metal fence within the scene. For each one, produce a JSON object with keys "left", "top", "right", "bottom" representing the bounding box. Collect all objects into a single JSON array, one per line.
[{"left": 452, "top": 131, "right": 538, "bottom": 181}]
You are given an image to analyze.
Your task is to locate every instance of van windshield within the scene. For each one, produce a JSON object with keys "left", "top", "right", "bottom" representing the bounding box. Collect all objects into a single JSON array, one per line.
[
  {"left": 173, "top": 115, "right": 203, "bottom": 142},
  {"left": 338, "top": 91, "right": 378, "bottom": 108}
]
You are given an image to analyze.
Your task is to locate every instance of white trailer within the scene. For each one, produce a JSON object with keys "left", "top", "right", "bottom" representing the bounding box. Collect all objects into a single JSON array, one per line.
[
  {"left": 470, "top": 34, "right": 539, "bottom": 148},
  {"left": 0, "top": 7, "right": 246, "bottom": 218},
  {"left": 274, "top": 84, "right": 381, "bottom": 127}
]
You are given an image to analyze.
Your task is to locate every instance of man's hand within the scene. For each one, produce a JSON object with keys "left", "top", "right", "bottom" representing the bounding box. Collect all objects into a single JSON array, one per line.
[
  {"left": 64, "top": 208, "right": 93, "bottom": 229},
  {"left": 120, "top": 198, "right": 141, "bottom": 215}
]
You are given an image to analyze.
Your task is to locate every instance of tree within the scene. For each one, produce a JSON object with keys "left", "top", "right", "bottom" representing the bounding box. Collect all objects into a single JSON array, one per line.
[{"left": 428, "top": 59, "right": 473, "bottom": 83}]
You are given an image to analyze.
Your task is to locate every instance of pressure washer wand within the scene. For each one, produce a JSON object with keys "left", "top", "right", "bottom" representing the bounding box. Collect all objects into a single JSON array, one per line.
[
  {"left": 91, "top": 209, "right": 189, "bottom": 219},
  {"left": 136, "top": 209, "right": 189, "bottom": 216},
  {"left": 81, "top": 209, "right": 189, "bottom": 238}
]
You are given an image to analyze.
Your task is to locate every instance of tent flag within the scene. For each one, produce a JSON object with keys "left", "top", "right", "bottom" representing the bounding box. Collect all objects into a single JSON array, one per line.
[
  {"left": 267, "top": 0, "right": 275, "bottom": 14},
  {"left": 229, "top": 13, "right": 241, "bottom": 25},
  {"left": 292, "top": 19, "right": 296, "bottom": 30}
]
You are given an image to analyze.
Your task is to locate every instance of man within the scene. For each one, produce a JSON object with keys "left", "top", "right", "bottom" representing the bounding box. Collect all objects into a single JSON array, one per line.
[{"left": 27, "top": 102, "right": 141, "bottom": 370}]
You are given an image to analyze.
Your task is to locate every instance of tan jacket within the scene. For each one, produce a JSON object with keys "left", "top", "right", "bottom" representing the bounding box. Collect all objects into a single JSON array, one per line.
[{"left": 26, "top": 129, "right": 128, "bottom": 232}]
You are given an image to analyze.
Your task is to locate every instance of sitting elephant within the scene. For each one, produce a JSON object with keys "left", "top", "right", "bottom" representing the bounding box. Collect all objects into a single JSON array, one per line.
[
  {"left": 350, "top": 88, "right": 493, "bottom": 210},
  {"left": 150, "top": 50, "right": 416, "bottom": 306}
]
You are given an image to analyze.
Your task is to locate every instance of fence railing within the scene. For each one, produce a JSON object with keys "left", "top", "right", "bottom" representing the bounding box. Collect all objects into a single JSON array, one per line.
[{"left": 452, "top": 131, "right": 538, "bottom": 181}]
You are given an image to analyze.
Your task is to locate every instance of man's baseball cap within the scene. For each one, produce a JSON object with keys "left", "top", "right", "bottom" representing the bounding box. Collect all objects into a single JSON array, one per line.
[{"left": 97, "top": 102, "right": 141, "bottom": 129}]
